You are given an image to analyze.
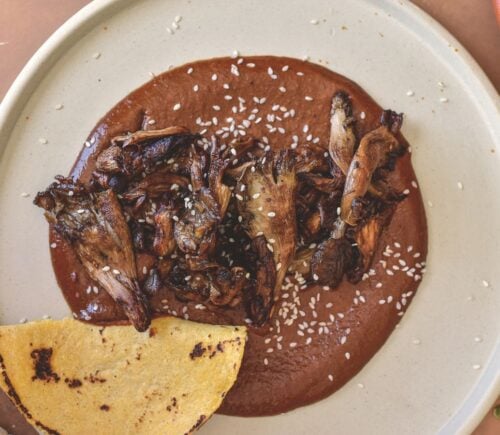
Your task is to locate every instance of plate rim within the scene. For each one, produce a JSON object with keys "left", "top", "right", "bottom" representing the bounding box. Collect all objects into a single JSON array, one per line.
[{"left": 0, "top": 0, "right": 498, "bottom": 433}]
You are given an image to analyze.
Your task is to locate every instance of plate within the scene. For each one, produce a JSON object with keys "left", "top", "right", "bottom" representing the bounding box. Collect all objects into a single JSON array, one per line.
[{"left": 0, "top": 0, "right": 498, "bottom": 433}]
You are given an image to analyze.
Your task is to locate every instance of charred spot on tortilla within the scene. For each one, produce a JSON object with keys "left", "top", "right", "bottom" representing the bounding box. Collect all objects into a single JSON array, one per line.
[
  {"left": 31, "top": 348, "right": 60, "bottom": 383},
  {"left": 190, "top": 342, "right": 206, "bottom": 359},
  {"left": 64, "top": 378, "right": 83, "bottom": 389}
]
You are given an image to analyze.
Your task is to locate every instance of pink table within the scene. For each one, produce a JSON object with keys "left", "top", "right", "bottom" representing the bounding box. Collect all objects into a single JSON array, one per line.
[{"left": 0, "top": 1, "right": 499, "bottom": 434}]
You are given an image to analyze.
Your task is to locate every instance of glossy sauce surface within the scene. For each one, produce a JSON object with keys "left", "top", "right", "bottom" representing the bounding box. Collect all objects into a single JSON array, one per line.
[{"left": 49, "top": 57, "right": 427, "bottom": 416}]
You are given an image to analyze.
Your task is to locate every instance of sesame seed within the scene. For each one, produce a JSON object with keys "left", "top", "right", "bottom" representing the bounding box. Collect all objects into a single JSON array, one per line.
[
  {"left": 231, "top": 50, "right": 239, "bottom": 59},
  {"left": 328, "top": 374, "right": 334, "bottom": 382},
  {"left": 231, "top": 64, "right": 240, "bottom": 76},
  {"left": 357, "top": 383, "right": 365, "bottom": 388},
  {"left": 279, "top": 86, "right": 287, "bottom": 93},
  {"left": 173, "top": 103, "right": 181, "bottom": 111},
  {"left": 440, "top": 97, "right": 449, "bottom": 103},
  {"left": 102, "top": 266, "right": 110, "bottom": 272},
  {"left": 412, "top": 338, "right": 421, "bottom": 345},
  {"left": 345, "top": 352, "right": 351, "bottom": 360},
  {"left": 289, "top": 342, "right": 297, "bottom": 348},
  {"left": 166, "top": 27, "right": 174, "bottom": 34},
  {"left": 310, "top": 19, "right": 319, "bottom": 25},
  {"left": 20, "top": 192, "right": 30, "bottom": 198},
  {"left": 474, "top": 336, "right": 483, "bottom": 343},
  {"left": 213, "top": 105, "right": 221, "bottom": 111},
  {"left": 406, "top": 90, "right": 414, "bottom": 96},
  {"left": 246, "top": 63, "right": 256, "bottom": 68},
  {"left": 313, "top": 274, "right": 319, "bottom": 281},
  {"left": 54, "top": 103, "right": 64, "bottom": 110},
  {"left": 482, "top": 280, "right": 490, "bottom": 288},
  {"left": 171, "top": 22, "right": 179, "bottom": 29},
  {"left": 403, "top": 188, "right": 410, "bottom": 195},
  {"left": 267, "top": 211, "right": 276, "bottom": 218},
  {"left": 340, "top": 336, "right": 347, "bottom": 345},
  {"left": 472, "top": 364, "right": 481, "bottom": 370},
  {"left": 19, "top": 318, "right": 27, "bottom": 324},
  {"left": 112, "top": 269, "right": 120, "bottom": 275},
  {"left": 306, "top": 337, "right": 312, "bottom": 345},
  {"left": 50, "top": 242, "right": 57, "bottom": 249},
  {"left": 211, "top": 73, "right": 218, "bottom": 81},
  {"left": 360, "top": 111, "right": 366, "bottom": 119},
  {"left": 304, "top": 96, "right": 314, "bottom": 101},
  {"left": 457, "top": 181, "right": 464, "bottom": 190},
  {"left": 264, "top": 358, "right": 269, "bottom": 365},
  {"left": 92, "top": 52, "right": 101, "bottom": 59},
  {"left": 38, "top": 137, "right": 48, "bottom": 144}
]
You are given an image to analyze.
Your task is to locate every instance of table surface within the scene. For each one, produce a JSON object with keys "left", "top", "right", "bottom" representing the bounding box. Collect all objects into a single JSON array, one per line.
[{"left": 0, "top": 1, "right": 499, "bottom": 434}]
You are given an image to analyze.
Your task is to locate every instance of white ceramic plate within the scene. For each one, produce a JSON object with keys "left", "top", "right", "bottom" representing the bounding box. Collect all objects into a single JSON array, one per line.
[{"left": 0, "top": 0, "right": 498, "bottom": 433}]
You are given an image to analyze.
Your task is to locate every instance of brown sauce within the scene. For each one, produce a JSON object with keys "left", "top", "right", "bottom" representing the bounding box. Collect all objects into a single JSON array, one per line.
[{"left": 48, "top": 56, "right": 427, "bottom": 416}]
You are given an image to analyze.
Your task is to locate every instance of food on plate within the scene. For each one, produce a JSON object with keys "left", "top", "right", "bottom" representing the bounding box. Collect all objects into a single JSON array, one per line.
[
  {"left": 0, "top": 317, "right": 246, "bottom": 434},
  {"left": 34, "top": 56, "right": 427, "bottom": 416}
]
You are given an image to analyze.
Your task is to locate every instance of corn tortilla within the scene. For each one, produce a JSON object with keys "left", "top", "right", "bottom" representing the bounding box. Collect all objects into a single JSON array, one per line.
[{"left": 0, "top": 317, "right": 246, "bottom": 435}]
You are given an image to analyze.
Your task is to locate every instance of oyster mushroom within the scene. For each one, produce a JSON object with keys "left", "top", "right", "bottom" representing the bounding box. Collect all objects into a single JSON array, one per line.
[
  {"left": 34, "top": 177, "right": 150, "bottom": 332},
  {"left": 174, "top": 144, "right": 231, "bottom": 257},
  {"left": 340, "top": 110, "right": 403, "bottom": 226},
  {"left": 152, "top": 203, "right": 177, "bottom": 257},
  {"left": 310, "top": 238, "right": 354, "bottom": 287},
  {"left": 328, "top": 91, "right": 356, "bottom": 176},
  {"left": 237, "top": 150, "right": 297, "bottom": 321},
  {"left": 248, "top": 236, "right": 277, "bottom": 325},
  {"left": 95, "top": 127, "right": 196, "bottom": 179}
]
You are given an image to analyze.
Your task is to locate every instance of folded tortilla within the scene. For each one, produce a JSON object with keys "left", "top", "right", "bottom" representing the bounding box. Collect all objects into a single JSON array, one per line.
[{"left": 0, "top": 317, "right": 246, "bottom": 435}]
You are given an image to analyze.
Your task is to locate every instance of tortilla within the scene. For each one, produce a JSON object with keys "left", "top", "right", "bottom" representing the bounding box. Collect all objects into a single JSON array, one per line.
[{"left": 0, "top": 317, "right": 246, "bottom": 435}]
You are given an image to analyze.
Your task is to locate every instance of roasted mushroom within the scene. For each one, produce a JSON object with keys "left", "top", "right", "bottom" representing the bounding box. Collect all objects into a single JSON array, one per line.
[
  {"left": 340, "top": 110, "right": 403, "bottom": 226},
  {"left": 152, "top": 203, "right": 177, "bottom": 257},
  {"left": 328, "top": 91, "right": 356, "bottom": 175},
  {"left": 34, "top": 177, "right": 150, "bottom": 332},
  {"left": 166, "top": 263, "right": 247, "bottom": 309},
  {"left": 95, "top": 127, "right": 196, "bottom": 180},
  {"left": 248, "top": 236, "right": 277, "bottom": 325},
  {"left": 237, "top": 150, "right": 297, "bottom": 320},
  {"left": 174, "top": 145, "right": 230, "bottom": 257},
  {"left": 310, "top": 238, "right": 354, "bottom": 287}
]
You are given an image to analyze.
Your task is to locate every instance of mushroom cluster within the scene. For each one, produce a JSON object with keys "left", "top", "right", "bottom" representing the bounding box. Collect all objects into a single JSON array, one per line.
[{"left": 35, "top": 92, "right": 406, "bottom": 331}]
